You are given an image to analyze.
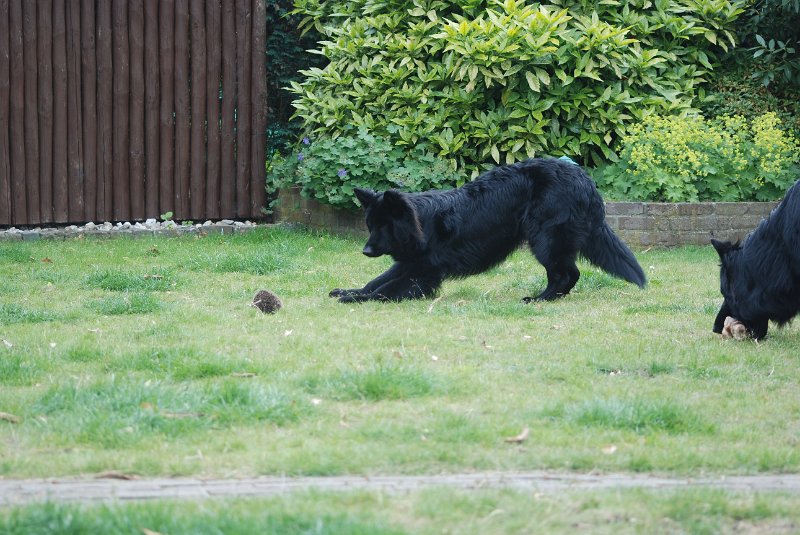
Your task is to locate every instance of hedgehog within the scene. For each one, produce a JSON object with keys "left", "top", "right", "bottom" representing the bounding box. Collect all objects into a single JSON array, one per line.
[
  {"left": 252, "top": 290, "right": 282, "bottom": 314},
  {"left": 721, "top": 316, "right": 749, "bottom": 340}
]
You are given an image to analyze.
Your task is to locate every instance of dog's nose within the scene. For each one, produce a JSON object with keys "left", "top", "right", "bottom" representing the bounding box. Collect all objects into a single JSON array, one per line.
[{"left": 362, "top": 245, "right": 379, "bottom": 257}]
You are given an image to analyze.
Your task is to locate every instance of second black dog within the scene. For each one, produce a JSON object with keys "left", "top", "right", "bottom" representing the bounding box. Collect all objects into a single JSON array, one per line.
[
  {"left": 330, "top": 157, "right": 646, "bottom": 303},
  {"left": 711, "top": 179, "right": 800, "bottom": 340}
]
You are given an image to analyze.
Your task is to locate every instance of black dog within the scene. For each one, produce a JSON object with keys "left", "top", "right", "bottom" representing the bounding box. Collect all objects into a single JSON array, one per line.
[
  {"left": 711, "top": 180, "right": 800, "bottom": 340},
  {"left": 330, "top": 157, "right": 646, "bottom": 303}
]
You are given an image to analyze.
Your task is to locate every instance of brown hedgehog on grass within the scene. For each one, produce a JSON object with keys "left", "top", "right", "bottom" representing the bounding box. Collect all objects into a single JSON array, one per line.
[
  {"left": 252, "top": 290, "right": 282, "bottom": 314},
  {"left": 721, "top": 316, "right": 749, "bottom": 340}
]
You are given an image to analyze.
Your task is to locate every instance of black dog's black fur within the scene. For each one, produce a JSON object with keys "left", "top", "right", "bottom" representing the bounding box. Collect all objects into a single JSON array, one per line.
[
  {"left": 711, "top": 179, "right": 800, "bottom": 340},
  {"left": 330, "top": 157, "right": 646, "bottom": 303}
]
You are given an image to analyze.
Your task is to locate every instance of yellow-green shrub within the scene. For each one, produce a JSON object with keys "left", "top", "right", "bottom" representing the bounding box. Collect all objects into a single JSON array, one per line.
[{"left": 593, "top": 112, "right": 800, "bottom": 201}]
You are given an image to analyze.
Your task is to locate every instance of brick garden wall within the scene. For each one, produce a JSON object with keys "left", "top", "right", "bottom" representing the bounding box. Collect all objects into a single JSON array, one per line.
[
  {"left": 276, "top": 187, "right": 778, "bottom": 247},
  {"left": 605, "top": 201, "right": 778, "bottom": 247}
]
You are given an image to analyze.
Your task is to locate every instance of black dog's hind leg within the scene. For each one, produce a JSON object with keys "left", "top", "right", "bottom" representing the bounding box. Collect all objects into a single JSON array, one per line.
[
  {"left": 524, "top": 229, "right": 581, "bottom": 302},
  {"left": 523, "top": 262, "right": 580, "bottom": 302}
]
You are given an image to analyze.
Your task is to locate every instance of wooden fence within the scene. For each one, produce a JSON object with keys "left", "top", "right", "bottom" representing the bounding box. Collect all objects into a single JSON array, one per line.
[{"left": 0, "top": 0, "right": 268, "bottom": 227}]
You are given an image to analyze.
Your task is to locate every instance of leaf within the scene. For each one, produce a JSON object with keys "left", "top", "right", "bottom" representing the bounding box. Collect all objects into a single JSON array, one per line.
[
  {"left": 490, "top": 145, "right": 500, "bottom": 164},
  {"left": 525, "top": 71, "right": 540, "bottom": 92},
  {"left": 0, "top": 412, "right": 21, "bottom": 424},
  {"left": 95, "top": 471, "right": 139, "bottom": 480},
  {"left": 161, "top": 411, "right": 204, "bottom": 419},
  {"left": 504, "top": 427, "right": 530, "bottom": 443}
]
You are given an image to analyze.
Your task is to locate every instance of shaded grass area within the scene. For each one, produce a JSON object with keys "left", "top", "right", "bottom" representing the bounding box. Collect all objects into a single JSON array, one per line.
[
  {"left": 1, "top": 226, "right": 799, "bottom": 481},
  {"left": 2, "top": 488, "right": 800, "bottom": 534}
]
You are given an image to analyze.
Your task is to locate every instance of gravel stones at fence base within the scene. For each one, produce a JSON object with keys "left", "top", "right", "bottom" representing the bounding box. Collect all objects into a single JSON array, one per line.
[{"left": 0, "top": 219, "right": 259, "bottom": 241}]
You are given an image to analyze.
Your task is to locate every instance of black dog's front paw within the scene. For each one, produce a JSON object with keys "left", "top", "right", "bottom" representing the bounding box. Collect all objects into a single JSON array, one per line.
[{"left": 330, "top": 288, "right": 363, "bottom": 298}]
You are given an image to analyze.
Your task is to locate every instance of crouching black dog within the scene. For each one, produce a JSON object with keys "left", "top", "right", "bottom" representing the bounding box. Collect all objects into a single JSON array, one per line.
[
  {"left": 712, "top": 179, "right": 800, "bottom": 340},
  {"left": 330, "top": 157, "right": 646, "bottom": 303}
]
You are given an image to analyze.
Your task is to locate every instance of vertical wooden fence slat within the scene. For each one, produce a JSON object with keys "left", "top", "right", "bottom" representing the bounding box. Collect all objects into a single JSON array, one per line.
[
  {"left": 205, "top": 0, "right": 221, "bottom": 219},
  {"left": 250, "top": 0, "right": 267, "bottom": 219},
  {"left": 130, "top": 0, "right": 145, "bottom": 220},
  {"left": 38, "top": 0, "right": 54, "bottom": 223},
  {"left": 23, "top": 1, "right": 40, "bottom": 224},
  {"left": 189, "top": 0, "right": 206, "bottom": 219},
  {"left": 81, "top": 0, "right": 96, "bottom": 222},
  {"left": 158, "top": 0, "right": 174, "bottom": 215},
  {"left": 66, "top": 0, "right": 83, "bottom": 222},
  {"left": 9, "top": 0, "right": 26, "bottom": 225},
  {"left": 174, "top": 0, "right": 190, "bottom": 219},
  {"left": 1, "top": 1, "right": 272, "bottom": 226},
  {"left": 144, "top": 0, "right": 159, "bottom": 217},
  {"left": 219, "top": 0, "right": 236, "bottom": 217},
  {"left": 95, "top": 0, "right": 113, "bottom": 221},
  {"left": 235, "top": 0, "right": 252, "bottom": 218},
  {"left": 0, "top": 0, "right": 9, "bottom": 225},
  {"left": 52, "top": 0, "right": 68, "bottom": 222},
  {"left": 112, "top": 0, "right": 129, "bottom": 221}
]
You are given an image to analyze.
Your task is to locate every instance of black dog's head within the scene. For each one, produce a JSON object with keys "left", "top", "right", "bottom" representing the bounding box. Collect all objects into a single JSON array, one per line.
[
  {"left": 354, "top": 188, "right": 425, "bottom": 261},
  {"left": 711, "top": 238, "right": 768, "bottom": 339}
]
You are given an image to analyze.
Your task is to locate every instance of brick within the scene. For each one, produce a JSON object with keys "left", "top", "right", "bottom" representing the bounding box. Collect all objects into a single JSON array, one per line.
[
  {"left": 618, "top": 216, "right": 654, "bottom": 231},
  {"left": 645, "top": 203, "right": 678, "bottom": 217},
  {"left": 605, "top": 202, "right": 644, "bottom": 216},
  {"left": 677, "top": 203, "right": 714, "bottom": 216}
]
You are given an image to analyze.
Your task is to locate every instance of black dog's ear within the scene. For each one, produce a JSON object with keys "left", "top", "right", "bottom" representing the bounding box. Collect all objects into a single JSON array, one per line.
[
  {"left": 354, "top": 188, "right": 378, "bottom": 208},
  {"left": 711, "top": 238, "right": 733, "bottom": 258},
  {"left": 382, "top": 189, "right": 413, "bottom": 217}
]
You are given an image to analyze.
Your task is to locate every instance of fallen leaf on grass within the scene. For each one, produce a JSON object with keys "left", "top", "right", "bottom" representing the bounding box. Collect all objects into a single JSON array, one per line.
[
  {"left": 94, "top": 470, "right": 138, "bottom": 480},
  {"left": 602, "top": 444, "right": 617, "bottom": 455},
  {"left": 231, "top": 372, "right": 257, "bottom": 378},
  {"left": 2, "top": 339, "right": 12, "bottom": 349},
  {"left": 41, "top": 257, "right": 52, "bottom": 263},
  {"left": 504, "top": 427, "right": 530, "bottom": 444},
  {"left": 142, "top": 529, "right": 165, "bottom": 535},
  {"left": 0, "top": 412, "right": 21, "bottom": 424},
  {"left": 161, "top": 411, "right": 204, "bottom": 419}
]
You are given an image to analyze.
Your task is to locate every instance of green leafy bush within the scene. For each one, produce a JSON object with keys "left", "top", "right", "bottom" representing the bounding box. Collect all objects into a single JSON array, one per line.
[
  {"left": 289, "top": 0, "right": 746, "bottom": 175},
  {"left": 266, "top": 0, "right": 326, "bottom": 155},
  {"left": 593, "top": 112, "right": 800, "bottom": 202},
  {"left": 735, "top": 0, "right": 800, "bottom": 88},
  {"left": 268, "top": 130, "right": 461, "bottom": 209}
]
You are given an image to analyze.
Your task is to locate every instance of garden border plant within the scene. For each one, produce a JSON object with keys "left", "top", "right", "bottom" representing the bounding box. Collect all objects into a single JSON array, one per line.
[{"left": 289, "top": 0, "right": 747, "bottom": 176}]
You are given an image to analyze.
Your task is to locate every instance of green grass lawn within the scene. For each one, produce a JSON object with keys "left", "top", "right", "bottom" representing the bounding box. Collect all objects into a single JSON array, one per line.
[
  {"left": 3, "top": 488, "right": 800, "bottom": 534},
  {"left": 1, "top": 226, "right": 799, "bottom": 532}
]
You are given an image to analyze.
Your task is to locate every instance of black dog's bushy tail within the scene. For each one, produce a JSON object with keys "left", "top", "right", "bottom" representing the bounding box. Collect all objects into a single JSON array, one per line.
[{"left": 581, "top": 224, "right": 647, "bottom": 287}]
